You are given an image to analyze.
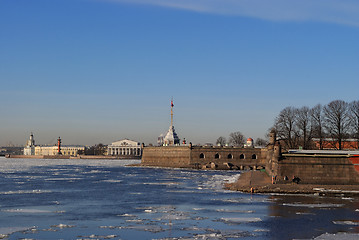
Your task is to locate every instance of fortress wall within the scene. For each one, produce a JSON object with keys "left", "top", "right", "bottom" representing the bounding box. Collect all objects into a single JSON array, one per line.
[
  {"left": 190, "top": 147, "right": 266, "bottom": 169},
  {"left": 142, "top": 146, "right": 191, "bottom": 168},
  {"left": 277, "top": 155, "right": 359, "bottom": 184}
]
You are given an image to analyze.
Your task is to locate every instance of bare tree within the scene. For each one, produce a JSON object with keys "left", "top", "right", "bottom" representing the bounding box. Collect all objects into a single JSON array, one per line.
[
  {"left": 255, "top": 138, "right": 268, "bottom": 147},
  {"left": 216, "top": 136, "right": 227, "bottom": 146},
  {"left": 311, "top": 104, "right": 325, "bottom": 149},
  {"left": 296, "top": 106, "right": 312, "bottom": 149},
  {"left": 323, "top": 100, "right": 351, "bottom": 150},
  {"left": 274, "top": 106, "right": 299, "bottom": 149},
  {"left": 349, "top": 100, "right": 359, "bottom": 148},
  {"left": 228, "top": 131, "right": 245, "bottom": 147}
]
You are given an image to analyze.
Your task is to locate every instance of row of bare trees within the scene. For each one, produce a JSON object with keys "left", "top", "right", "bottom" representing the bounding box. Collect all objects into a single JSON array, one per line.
[
  {"left": 216, "top": 132, "right": 267, "bottom": 147},
  {"left": 216, "top": 132, "right": 245, "bottom": 147},
  {"left": 274, "top": 100, "right": 359, "bottom": 150}
]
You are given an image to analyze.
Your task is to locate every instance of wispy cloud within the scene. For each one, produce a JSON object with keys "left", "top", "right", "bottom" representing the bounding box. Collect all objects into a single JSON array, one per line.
[{"left": 101, "top": 0, "right": 359, "bottom": 27}]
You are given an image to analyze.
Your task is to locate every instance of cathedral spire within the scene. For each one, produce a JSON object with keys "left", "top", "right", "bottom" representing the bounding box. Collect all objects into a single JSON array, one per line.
[{"left": 171, "top": 97, "right": 174, "bottom": 127}]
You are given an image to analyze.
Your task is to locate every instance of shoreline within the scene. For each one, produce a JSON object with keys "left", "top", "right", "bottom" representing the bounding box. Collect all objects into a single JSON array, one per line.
[
  {"left": 5, "top": 154, "right": 141, "bottom": 160},
  {"left": 225, "top": 171, "right": 359, "bottom": 197}
]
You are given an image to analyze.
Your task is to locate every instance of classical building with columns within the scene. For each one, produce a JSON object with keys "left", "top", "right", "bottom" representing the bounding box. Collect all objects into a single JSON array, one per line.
[{"left": 107, "top": 139, "right": 142, "bottom": 158}]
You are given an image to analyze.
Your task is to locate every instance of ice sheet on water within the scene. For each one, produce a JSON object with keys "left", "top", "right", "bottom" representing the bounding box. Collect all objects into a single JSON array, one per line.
[
  {"left": 51, "top": 224, "right": 75, "bottom": 229},
  {"left": 332, "top": 220, "right": 359, "bottom": 225},
  {"left": 0, "top": 189, "right": 51, "bottom": 195},
  {"left": 2, "top": 208, "right": 52, "bottom": 213},
  {"left": 154, "top": 229, "right": 253, "bottom": 240},
  {"left": 219, "top": 217, "right": 262, "bottom": 223},
  {"left": 143, "top": 182, "right": 181, "bottom": 185},
  {"left": 282, "top": 203, "right": 344, "bottom": 208},
  {"left": 45, "top": 177, "right": 82, "bottom": 181},
  {"left": 313, "top": 188, "right": 359, "bottom": 194},
  {"left": 295, "top": 212, "right": 315, "bottom": 215},
  {"left": 101, "top": 179, "right": 122, "bottom": 183},
  {"left": 0, "top": 158, "right": 140, "bottom": 172},
  {"left": 158, "top": 212, "right": 190, "bottom": 221},
  {"left": 314, "top": 232, "right": 359, "bottom": 240},
  {"left": 77, "top": 234, "right": 117, "bottom": 239},
  {"left": 166, "top": 190, "right": 197, "bottom": 193},
  {"left": 0, "top": 226, "right": 34, "bottom": 235},
  {"left": 199, "top": 173, "right": 241, "bottom": 192},
  {"left": 212, "top": 196, "right": 266, "bottom": 204},
  {"left": 216, "top": 209, "right": 254, "bottom": 213}
]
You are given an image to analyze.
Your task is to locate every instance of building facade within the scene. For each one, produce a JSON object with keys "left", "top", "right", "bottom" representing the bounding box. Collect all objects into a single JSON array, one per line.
[
  {"left": 23, "top": 133, "right": 84, "bottom": 156},
  {"left": 312, "top": 138, "right": 359, "bottom": 150},
  {"left": 107, "top": 139, "right": 142, "bottom": 158},
  {"left": 34, "top": 146, "right": 84, "bottom": 156}
]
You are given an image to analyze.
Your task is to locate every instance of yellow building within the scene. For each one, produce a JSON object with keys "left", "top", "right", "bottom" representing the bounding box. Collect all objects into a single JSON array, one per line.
[
  {"left": 24, "top": 133, "right": 84, "bottom": 156},
  {"left": 34, "top": 146, "right": 84, "bottom": 156}
]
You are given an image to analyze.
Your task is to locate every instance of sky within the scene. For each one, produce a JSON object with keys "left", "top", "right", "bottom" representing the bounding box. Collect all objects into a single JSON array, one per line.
[{"left": 1, "top": 0, "right": 358, "bottom": 146}]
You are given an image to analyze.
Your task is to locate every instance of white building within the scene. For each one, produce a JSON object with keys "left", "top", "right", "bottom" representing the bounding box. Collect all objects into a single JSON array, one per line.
[
  {"left": 244, "top": 138, "right": 254, "bottom": 148},
  {"left": 24, "top": 133, "right": 36, "bottom": 155},
  {"left": 107, "top": 139, "right": 142, "bottom": 157}
]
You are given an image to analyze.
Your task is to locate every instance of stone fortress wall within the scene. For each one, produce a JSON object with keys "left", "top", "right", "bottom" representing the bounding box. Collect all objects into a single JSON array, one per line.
[
  {"left": 272, "top": 152, "right": 359, "bottom": 184},
  {"left": 142, "top": 129, "right": 359, "bottom": 184},
  {"left": 142, "top": 145, "right": 267, "bottom": 170},
  {"left": 265, "top": 129, "right": 359, "bottom": 184}
]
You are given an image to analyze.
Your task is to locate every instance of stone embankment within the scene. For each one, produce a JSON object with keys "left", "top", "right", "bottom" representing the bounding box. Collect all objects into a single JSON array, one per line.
[
  {"left": 226, "top": 171, "right": 359, "bottom": 197},
  {"left": 6, "top": 155, "right": 140, "bottom": 160}
]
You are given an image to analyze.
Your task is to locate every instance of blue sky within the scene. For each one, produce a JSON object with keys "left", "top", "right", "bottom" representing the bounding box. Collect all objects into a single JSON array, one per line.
[{"left": 1, "top": 0, "right": 358, "bottom": 146}]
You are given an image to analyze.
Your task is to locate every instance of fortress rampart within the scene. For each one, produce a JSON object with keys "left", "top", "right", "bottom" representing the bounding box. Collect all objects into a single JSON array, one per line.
[
  {"left": 273, "top": 152, "right": 359, "bottom": 184},
  {"left": 142, "top": 129, "right": 359, "bottom": 184},
  {"left": 142, "top": 145, "right": 267, "bottom": 170}
]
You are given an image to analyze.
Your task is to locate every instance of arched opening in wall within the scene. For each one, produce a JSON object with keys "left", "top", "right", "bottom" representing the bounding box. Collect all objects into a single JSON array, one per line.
[
  {"left": 199, "top": 153, "right": 205, "bottom": 159},
  {"left": 240, "top": 154, "right": 245, "bottom": 159},
  {"left": 227, "top": 154, "right": 233, "bottom": 159},
  {"left": 252, "top": 154, "right": 257, "bottom": 159},
  {"left": 215, "top": 153, "right": 220, "bottom": 159}
]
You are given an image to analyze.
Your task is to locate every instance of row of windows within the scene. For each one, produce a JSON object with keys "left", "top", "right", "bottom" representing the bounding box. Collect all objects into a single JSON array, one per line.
[{"left": 199, "top": 153, "right": 257, "bottom": 159}]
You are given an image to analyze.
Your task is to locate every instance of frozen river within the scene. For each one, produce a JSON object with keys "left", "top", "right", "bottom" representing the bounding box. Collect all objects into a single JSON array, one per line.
[{"left": 0, "top": 157, "right": 359, "bottom": 239}]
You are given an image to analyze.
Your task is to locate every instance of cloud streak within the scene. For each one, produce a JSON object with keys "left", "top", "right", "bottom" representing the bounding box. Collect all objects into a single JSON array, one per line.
[{"left": 102, "top": 0, "right": 359, "bottom": 27}]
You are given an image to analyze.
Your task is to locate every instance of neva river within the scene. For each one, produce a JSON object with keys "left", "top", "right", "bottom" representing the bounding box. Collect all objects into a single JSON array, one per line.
[{"left": 0, "top": 157, "right": 359, "bottom": 240}]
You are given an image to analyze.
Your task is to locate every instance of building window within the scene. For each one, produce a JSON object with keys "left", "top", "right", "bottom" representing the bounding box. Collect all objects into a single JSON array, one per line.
[
  {"left": 199, "top": 153, "right": 205, "bottom": 159},
  {"left": 227, "top": 154, "right": 233, "bottom": 159},
  {"left": 215, "top": 153, "right": 220, "bottom": 159},
  {"left": 252, "top": 154, "right": 257, "bottom": 159},
  {"left": 240, "top": 154, "right": 245, "bottom": 159}
]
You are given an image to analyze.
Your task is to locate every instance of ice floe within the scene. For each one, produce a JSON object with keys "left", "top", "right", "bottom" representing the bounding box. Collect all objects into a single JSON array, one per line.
[
  {"left": 333, "top": 220, "right": 359, "bottom": 225},
  {"left": 0, "top": 189, "right": 51, "bottom": 195},
  {"left": 2, "top": 208, "right": 52, "bottom": 213},
  {"left": 51, "top": 223, "right": 75, "bottom": 229},
  {"left": 314, "top": 232, "right": 359, "bottom": 240},
  {"left": 282, "top": 203, "right": 344, "bottom": 208},
  {"left": 0, "top": 226, "right": 34, "bottom": 236},
  {"left": 216, "top": 209, "right": 254, "bottom": 213},
  {"left": 77, "top": 234, "right": 117, "bottom": 239},
  {"left": 219, "top": 217, "right": 262, "bottom": 223},
  {"left": 101, "top": 179, "right": 122, "bottom": 183}
]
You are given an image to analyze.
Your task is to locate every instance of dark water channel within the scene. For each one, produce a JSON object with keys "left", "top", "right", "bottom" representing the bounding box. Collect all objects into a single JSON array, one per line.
[{"left": 0, "top": 158, "right": 358, "bottom": 239}]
